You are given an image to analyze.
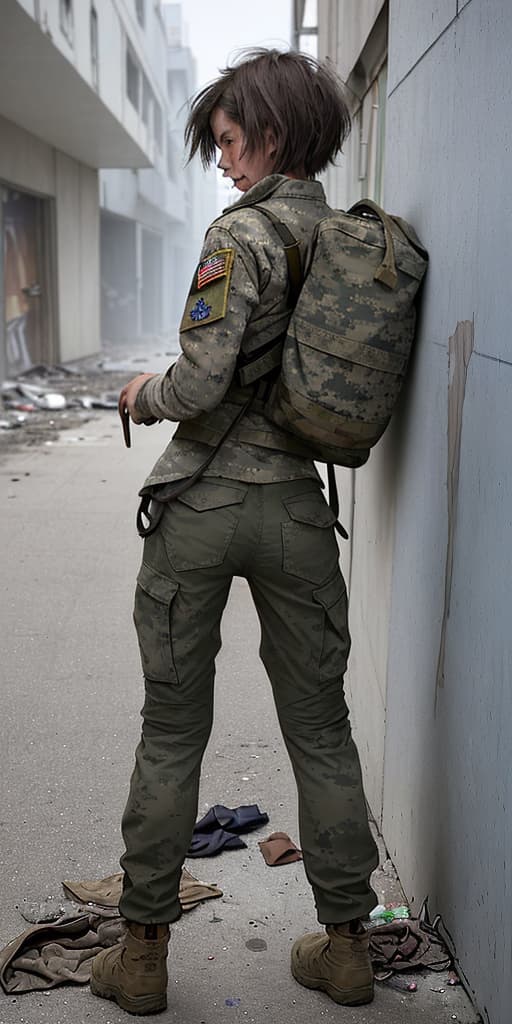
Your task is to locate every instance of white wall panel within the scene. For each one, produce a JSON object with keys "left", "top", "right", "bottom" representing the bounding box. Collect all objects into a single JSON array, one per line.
[
  {"left": 55, "top": 152, "right": 99, "bottom": 362},
  {"left": 0, "top": 115, "right": 55, "bottom": 196},
  {"left": 388, "top": 0, "right": 457, "bottom": 92},
  {"left": 384, "top": 1, "right": 512, "bottom": 1018}
]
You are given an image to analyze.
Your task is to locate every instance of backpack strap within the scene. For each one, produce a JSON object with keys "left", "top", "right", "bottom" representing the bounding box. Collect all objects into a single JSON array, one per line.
[
  {"left": 251, "top": 205, "right": 303, "bottom": 303},
  {"left": 236, "top": 207, "right": 303, "bottom": 389}
]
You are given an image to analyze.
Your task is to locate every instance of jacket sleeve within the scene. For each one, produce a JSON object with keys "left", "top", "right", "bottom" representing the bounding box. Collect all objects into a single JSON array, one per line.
[{"left": 134, "top": 223, "right": 260, "bottom": 422}]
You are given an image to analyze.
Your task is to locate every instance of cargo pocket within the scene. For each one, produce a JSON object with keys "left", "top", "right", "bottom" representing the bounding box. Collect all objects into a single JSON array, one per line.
[
  {"left": 133, "top": 562, "right": 179, "bottom": 683},
  {"left": 282, "top": 491, "right": 339, "bottom": 584},
  {"left": 313, "top": 572, "right": 351, "bottom": 678},
  {"left": 160, "top": 479, "right": 247, "bottom": 571}
]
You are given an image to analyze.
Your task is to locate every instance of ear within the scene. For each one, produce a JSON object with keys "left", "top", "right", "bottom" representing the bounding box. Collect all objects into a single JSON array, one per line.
[{"left": 264, "top": 127, "right": 277, "bottom": 159}]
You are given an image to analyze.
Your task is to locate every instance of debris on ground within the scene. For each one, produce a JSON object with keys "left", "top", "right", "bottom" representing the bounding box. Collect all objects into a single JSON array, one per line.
[
  {"left": 369, "top": 903, "right": 411, "bottom": 923},
  {"left": 0, "top": 342, "right": 178, "bottom": 453}
]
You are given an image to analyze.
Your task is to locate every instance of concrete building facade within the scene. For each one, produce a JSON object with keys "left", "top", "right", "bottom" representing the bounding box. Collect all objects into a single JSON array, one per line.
[
  {"left": 100, "top": 3, "right": 218, "bottom": 349},
  {"left": 0, "top": 0, "right": 216, "bottom": 384},
  {"left": 293, "top": 2, "right": 511, "bottom": 1022}
]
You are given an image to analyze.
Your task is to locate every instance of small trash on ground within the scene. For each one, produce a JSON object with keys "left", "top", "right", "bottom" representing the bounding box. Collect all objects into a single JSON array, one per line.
[
  {"left": 369, "top": 903, "right": 410, "bottom": 923},
  {"left": 70, "top": 393, "right": 118, "bottom": 410},
  {"left": 225, "top": 997, "right": 241, "bottom": 1007},
  {"left": 383, "top": 976, "right": 417, "bottom": 993},
  {"left": 0, "top": 415, "right": 24, "bottom": 430},
  {"left": 2, "top": 381, "right": 66, "bottom": 410},
  {"left": 94, "top": 392, "right": 118, "bottom": 409}
]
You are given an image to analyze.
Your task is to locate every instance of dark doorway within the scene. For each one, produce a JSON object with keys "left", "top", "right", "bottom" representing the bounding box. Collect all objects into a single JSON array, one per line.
[{"left": 2, "top": 186, "right": 52, "bottom": 376}]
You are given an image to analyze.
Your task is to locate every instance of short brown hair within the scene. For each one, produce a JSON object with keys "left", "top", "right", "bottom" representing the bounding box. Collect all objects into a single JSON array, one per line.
[{"left": 185, "top": 48, "right": 351, "bottom": 177}]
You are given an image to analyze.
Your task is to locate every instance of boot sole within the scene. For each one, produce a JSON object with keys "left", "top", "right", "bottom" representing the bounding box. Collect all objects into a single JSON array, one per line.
[
  {"left": 291, "top": 961, "right": 373, "bottom": 1006},
  {"left": 90, "top": 975, "right": 167, "bottom": 1015}
]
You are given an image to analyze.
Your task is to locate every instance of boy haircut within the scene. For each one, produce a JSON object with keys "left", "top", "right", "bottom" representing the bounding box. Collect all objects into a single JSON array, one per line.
[{"left": 185, "top": 48, "right": 351, "bottom": 178}]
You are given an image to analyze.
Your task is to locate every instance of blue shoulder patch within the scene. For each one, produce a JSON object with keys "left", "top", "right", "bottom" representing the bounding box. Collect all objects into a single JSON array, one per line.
[{"left": 190, "top": 297, "right": 212, "bottom": 322}]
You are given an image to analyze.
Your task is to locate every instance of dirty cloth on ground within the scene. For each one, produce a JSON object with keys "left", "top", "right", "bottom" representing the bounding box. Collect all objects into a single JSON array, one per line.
[
  {"left": 62, "top": 867, "right": 222, "bottom": 911},
  {"left": 0, "top": 915, "right": 124, "bottom": 993},
  {"left": 193, "top": 803, "right": 269, "bottom": 836},
  {"left": 0, "top": 869, "right": 223, "bottom": 994},
  {"left": 187, "top": 803, "right": 269, "bottom": 857},
  {"left": 369, "top": 917, "right": 453, "bottom": 979}
]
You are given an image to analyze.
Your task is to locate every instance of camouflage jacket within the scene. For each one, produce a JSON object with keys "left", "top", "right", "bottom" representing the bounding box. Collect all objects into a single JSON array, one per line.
[{"left": 135, "top": 174, "right": 333, "bottom": 490}]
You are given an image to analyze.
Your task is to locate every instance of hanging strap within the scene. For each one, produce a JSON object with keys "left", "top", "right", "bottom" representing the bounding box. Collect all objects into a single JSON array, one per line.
[
  {"left": 327, "top": 463, "right": 349, "bottom": 540},
  {"left": 136, "top": 390, "right": 257, "bottom": 537},
  {"left": 348, "top": 199, "right": 399, "bottom": 290}
]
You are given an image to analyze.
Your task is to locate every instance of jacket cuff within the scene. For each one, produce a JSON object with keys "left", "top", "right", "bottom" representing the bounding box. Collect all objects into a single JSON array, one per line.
[{"left": 134, "top": 376, "right": 162, "bottom": 419}]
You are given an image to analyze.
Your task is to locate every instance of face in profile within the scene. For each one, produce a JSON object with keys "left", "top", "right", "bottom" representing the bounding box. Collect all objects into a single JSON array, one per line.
[{"left": 210, "top": 107, "right": 276, "bottom": 192}]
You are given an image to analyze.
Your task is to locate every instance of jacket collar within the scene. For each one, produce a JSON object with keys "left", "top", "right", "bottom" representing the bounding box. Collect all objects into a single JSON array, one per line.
[{"left": 222, "top": 174, "right": 326, "bottom": 212}]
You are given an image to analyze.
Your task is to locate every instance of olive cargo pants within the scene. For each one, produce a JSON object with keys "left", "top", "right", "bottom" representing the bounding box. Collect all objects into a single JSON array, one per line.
[{"left": 120, "top": 477, "right": 378, "bottom": 925}]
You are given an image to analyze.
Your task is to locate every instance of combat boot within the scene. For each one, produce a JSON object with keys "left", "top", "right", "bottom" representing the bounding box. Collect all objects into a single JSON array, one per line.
[
  {"left": 90, "top": 921, "right": 169, "bottom": 1015},
  {"left": 291, "top": 919, "right": 373, "bottom": 1005}
]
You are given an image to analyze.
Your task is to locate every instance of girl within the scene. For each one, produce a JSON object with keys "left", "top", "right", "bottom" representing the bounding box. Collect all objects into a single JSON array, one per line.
[{"left": 91, "top": 48, "right": 379, "bottom": 1016}]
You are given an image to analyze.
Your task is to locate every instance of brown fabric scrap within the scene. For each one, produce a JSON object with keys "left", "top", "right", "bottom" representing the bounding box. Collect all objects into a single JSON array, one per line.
[
  {"left": 258, "top": 831, "right": 302, "bottom": 866},
  {"left": 62, "top": 867, "right": 222, "bottom": 912}
]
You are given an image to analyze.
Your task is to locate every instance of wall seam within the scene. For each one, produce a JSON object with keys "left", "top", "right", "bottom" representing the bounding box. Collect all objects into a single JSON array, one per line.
[
  {"left": 433, "top": 341, "right": 512, "bottom": 370},
  {"left": 388, "top": 1, "right": 475, "bottom": 100}
]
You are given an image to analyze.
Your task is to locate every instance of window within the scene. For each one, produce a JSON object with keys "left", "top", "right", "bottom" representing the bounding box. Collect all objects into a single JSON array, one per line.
[
  {"left": 126, "top": 45, "right": 140, "bottom": 110},
  {"left": 135, "top": 0, "right": 145, "bottom": 28},
  {"left": 90, "top": 6, "right": 99, "bottom": 90},
  {"left": 296, "top": 0, "right": 317, "bottom": 58},
  {"left": 154, "top": 101, "right": 162, "bottom": 152},
  {"left": 59, "top": 0, "right": 74, "bottom": 43},
  {"left": 141, "top": 72, "right": 151, "bottom": 125},
  {"left": 167, "top": 130, "right": 176, "bottom": 181}
]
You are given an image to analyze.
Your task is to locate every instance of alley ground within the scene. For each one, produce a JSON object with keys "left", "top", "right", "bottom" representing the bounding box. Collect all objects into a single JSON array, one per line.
[{"left": 0, "top": 367, "right": 481, "bottom": 1024}]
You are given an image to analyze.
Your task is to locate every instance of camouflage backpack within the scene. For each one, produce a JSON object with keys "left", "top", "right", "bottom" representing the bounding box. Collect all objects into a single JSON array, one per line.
[{"left": 238, "top": 200, "right": 429, "bottom": 470}]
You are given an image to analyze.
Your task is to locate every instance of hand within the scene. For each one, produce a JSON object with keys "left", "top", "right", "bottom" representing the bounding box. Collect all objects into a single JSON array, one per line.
[{"left": 119, "top": 373, "right": 157, "bottom": 425}]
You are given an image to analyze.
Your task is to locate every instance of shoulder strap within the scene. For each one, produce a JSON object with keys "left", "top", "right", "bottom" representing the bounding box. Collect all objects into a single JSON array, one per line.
[{"left": 252, "top": 205, "right": 303, "bottom": 304}]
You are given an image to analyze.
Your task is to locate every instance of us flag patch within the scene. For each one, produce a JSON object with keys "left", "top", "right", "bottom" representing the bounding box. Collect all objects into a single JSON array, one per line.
[{"left": 197, "top": 250, "right": 230, "bottom": 289}]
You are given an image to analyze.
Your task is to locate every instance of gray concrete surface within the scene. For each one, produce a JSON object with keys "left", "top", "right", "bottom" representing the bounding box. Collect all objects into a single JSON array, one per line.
[{"left": 0, "top": 412, "right": 480, "bottom": 1024}]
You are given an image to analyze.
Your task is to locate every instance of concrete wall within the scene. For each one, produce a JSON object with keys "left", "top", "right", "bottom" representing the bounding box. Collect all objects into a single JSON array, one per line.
[
  {"left": 316, "top": 0, "right": 391, "bottom": 823},
  {"left": 383, "top": 3, "right": 512, "bottom": 1020},
  {"left": 0, "top": 115, "right": 55, "bottom": 197},
  {"left": 317, "top": 1, "right": 512, "bottom": 1020},
  {"left": 55, "top": 152, "right": 99, "bottom": 362}
]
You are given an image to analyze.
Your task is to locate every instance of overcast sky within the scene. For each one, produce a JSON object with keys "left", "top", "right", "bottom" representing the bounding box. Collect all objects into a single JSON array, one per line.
[
  {"left": 176, "top": 1, "right": 292, "bottom": 206},
  {"left": 179, "top": 0, "right": 292, "bottom": 90}
]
